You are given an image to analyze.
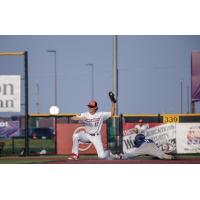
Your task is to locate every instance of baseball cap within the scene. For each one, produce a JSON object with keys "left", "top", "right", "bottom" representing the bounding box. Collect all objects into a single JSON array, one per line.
[
  {"left": 87, "top": 100, "right": 98, "bottom": 108},
  {"left": 138, "top": 119, "right": 144, "bottom": 123}
]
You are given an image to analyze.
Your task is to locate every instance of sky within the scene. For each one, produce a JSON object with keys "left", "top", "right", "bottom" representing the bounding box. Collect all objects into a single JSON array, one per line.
[{"left": 0, "top": 35, "right": 200, "bottom": 115}]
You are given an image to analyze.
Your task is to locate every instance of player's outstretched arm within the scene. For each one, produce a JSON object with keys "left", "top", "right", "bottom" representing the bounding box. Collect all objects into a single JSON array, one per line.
[
  {"left": 108, "top": 91, "right": 117, "bottom": 117},
  {"left": 111, "top": 102, "right": 116, "bottom": 117},
  {"left": 71, "top": 115, "right": 86, "bottom": 121}
]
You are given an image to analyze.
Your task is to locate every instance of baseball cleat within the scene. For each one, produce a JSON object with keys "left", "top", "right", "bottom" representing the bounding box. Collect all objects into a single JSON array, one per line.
[
  {"left": 119, "top": 153, "right": 128, "bottom": 160},
  {"left": 109, "top": 152, "right": 120, "bottom": 160},
  {"left": 109, "top": 152, "right": 125, "bottom": 159},
  {"left": 163, "top": 154, "right": 175, "bottom": 160},
  {"left": 68, "top": 154, "right": 79, "bottom": 160}
]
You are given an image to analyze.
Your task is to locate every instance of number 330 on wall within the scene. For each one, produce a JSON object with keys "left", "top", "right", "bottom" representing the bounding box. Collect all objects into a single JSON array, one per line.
[{"left": 163, "top": 114, "right": 179, "bottom": 123}]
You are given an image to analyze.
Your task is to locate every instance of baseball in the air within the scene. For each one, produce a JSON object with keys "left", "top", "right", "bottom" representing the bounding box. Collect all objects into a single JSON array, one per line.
[{"left": 49, "top": 106, "right": 59, "bottom": 115}]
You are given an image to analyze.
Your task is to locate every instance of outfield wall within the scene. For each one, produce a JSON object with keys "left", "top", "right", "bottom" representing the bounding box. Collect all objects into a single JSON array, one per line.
[
  {"left": 1, "top": 113, "right": 200, "bottom": 156},
  {"left": 121, "top": 114, "right": 200, "bottom": 154}
]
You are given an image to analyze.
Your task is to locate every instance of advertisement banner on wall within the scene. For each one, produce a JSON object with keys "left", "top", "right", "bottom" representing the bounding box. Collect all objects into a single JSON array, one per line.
[
  {"left": 122, "top": 123, "right": 176, "bottom": 154},
  {"left": 0, "top": 75, "right": 20, "bottom": 112},
  {"left": 145, "top": 123, "right": 176, "bottom": 153},
  {"left": 176, "top": 123, "right": 200, "bottom": 153},
  {"left": 122, "top": 132, "right": 137, "bottom": 154},
  {"left": 0, "top": 120, "right": 20, "bottom": 138},
  {"left": 122, "top": 123, "right": 137, "bottom": 154}
]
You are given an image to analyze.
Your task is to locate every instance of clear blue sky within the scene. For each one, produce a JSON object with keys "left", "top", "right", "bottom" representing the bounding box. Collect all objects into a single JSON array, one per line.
[{"left": 0, "top": 35, "right": 200, "bottom": 114}]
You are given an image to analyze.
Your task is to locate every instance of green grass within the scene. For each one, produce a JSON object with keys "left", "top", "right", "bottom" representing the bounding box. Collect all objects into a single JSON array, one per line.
[
  {"left": 0, "top": 155, "right": 97, "bottom": 164},
  {"left": 0, "top": 158, "right": 48, "bottom": 164},
  {"left": 0, "top": 138, "right": 55, "bottom": 156},
  {"left": 0, "top": 156, "right": 55, "bottom": 164}
]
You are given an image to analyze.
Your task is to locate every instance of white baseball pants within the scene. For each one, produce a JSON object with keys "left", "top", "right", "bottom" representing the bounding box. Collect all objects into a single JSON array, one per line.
[{"left": 71, "top": 132, "right": 110, "bottom": 159}]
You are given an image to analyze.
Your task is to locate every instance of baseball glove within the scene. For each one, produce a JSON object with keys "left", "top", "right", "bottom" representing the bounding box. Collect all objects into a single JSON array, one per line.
[{"left": 108, "top": 91, "right": 117, "bottom": 103}]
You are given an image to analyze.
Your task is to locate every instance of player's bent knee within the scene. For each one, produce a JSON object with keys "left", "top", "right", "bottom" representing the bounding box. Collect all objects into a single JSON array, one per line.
[{"left": 73, "top": 133, "right": 80, "bottom": 140}]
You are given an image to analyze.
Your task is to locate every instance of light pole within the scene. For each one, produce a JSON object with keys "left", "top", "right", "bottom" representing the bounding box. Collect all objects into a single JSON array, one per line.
[
  {"left": 47, "top": 50, "right": 58, "bottom": 155},
  {"left": 112, "top": 36, "right": 119, "bottom": 154},
  {"left": 86, "top": 63, "right": 94, "bottom": 99},
  {"left": 47, "top": 50, "right": 57, "bottom": 106},
  {"left": 113, "top": 35, "right": 118, "bottom": 115}
]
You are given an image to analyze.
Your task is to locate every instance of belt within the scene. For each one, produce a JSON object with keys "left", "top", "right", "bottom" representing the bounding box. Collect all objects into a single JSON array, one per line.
[{"left": 89, "top": 133, "right": 99, "bottom": 136}]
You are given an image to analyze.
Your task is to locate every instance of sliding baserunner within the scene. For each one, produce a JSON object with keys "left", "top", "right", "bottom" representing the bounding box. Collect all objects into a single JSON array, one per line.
[{"left": 117, "top": 119, "right": 174, "bottom": 160}]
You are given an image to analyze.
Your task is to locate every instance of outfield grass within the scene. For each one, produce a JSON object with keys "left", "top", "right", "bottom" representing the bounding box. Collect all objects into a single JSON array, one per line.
[
  {"left": 0, "top": 138, "right": 55, "bottom": 156},
  {"left": 0, "top": 155, "right": 97, "bottom": 164},
  {"left": 0, "top": 155, "right": 61, "bottom": 164}
]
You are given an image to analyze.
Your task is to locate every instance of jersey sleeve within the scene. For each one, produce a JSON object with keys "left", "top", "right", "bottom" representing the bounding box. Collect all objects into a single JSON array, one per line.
[
  {"left": 80, "top": 112, "right": 85, "bottom": 116},
  {"left": 102, "top": 112, "right": 111, "bottom": 121},
  {"left": 79, "top": 112, "right": 87, "bottom": 118}
]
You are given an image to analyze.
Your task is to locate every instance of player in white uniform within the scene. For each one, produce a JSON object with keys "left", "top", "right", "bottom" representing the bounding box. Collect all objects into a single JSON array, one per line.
[
  {"left": 119, "top": 119, "right": 174, "bottom": 160},
  {"left": 68, "top": 99, "right": 116, "bottom": 160}
]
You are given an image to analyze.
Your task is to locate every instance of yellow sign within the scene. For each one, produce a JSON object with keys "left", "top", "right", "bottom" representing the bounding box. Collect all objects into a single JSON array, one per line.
[{"left": 163, "top": 114, "right": 179, "bottom": 123}]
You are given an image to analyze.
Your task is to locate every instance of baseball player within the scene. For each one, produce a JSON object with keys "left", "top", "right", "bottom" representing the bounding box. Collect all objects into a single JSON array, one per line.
[
  {"left": 68, "top": 92, "right": 117, "bottom": 160},
  {"left": 118, "top": 119, "right": 174, "bottom": 160}
]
